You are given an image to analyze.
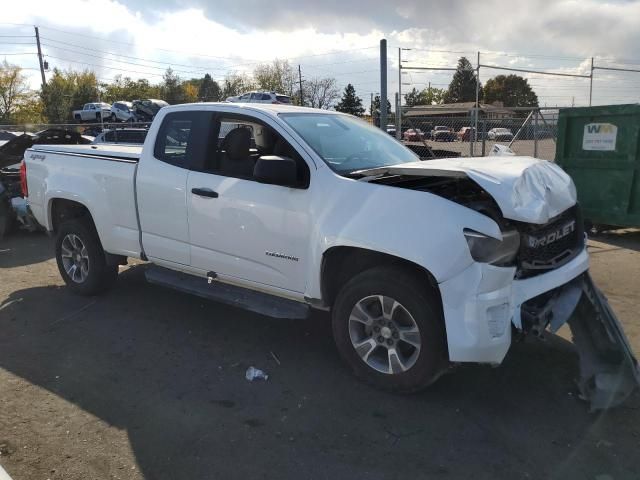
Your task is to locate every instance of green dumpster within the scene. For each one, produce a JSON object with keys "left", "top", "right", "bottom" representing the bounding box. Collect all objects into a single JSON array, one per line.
[{"left": 555, "top": 104, "right": 640, "bottom": 229}]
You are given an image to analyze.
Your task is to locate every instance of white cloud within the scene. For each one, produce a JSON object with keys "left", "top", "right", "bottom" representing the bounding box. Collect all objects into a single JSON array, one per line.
[{"left": 1, "top": 0, "right": 639, "bottom": 107}]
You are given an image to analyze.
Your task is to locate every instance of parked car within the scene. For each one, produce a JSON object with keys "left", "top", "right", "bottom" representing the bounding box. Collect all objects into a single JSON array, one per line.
[
  {"left": 403, "top": 128, "right": 425, "bottom": 142},
  {"left": 432, "top": 125, "right": 456, "bottom": 142},
  {"left": 488, "top": 128, "right": 514, "bottom": 142},
  {"left": 92, "top": 128, "right": 148, "bottom": 145},
  {"left": 132, "top": 99, "right": 169, "bottom": 122},
  {"left": 22, "top": 103, "right": 639, "bottom": 409},
  {"left": 226, "top": 91, "right": 292, "bottom": 104},
  {"left": 110, "top": 101, "right": 137, "bottom": 122},
  {"left": 457, "top": 127, "right": 475, "bottom": 142},
  {"left": 73, "top": 102, "right": 112, "bottom": 123}
]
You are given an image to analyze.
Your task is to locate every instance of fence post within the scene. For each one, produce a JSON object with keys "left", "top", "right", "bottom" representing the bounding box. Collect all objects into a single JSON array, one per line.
[
  {"left": 380, "top": 39, "right": 388, "bottom": 132},
  {"left": 533, "top": 109, "right": 538, "bottom": 158},
  {"left": 481, "top": 120, "right": 486, "bottom": 156},
  {"left": 469, "top": 108, "right": 475, "bottom": 157}
]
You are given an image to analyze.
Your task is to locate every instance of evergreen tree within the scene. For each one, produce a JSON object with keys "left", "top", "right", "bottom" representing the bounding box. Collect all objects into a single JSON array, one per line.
[
  {"left": 198, "top": 73, "right": 222, "bottom": 102},
  {"left": 370, "top": 95, "right": 392, "bottom": 115},
  {"left": 160, "top": 68, "right": 183, "bottom": 104},
  {"left": 444, "top": 57, "right": 482, "bottom": 103},
  {"left": 335, "top": 83, "right": 365, "bottom": 116}
]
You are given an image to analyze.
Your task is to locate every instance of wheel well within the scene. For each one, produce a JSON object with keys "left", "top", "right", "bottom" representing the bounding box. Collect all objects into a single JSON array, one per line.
[
  {"left": 321, "top": 247, "right": 441, "bottom": 308},
  {"left": 50, "top": 199, "right": 95, "bottom": 233}
]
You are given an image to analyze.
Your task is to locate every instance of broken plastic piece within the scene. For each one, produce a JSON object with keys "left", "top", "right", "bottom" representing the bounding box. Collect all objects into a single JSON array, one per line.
[
  {"left": 567, "top": 273, "right": 640, "bottom": 411},
  {"left": 245, "top": 366, "right": 269, "bottom": 382}
]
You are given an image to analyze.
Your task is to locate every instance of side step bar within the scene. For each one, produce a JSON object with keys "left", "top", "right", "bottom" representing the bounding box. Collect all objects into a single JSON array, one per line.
[{"left": 145, "top": 266, "right": 309, "bottom": 320}]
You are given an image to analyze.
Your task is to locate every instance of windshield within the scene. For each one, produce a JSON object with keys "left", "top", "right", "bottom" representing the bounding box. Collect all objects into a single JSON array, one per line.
[{"left": 280, "top": 113, "right": 417, "bottom": 174}]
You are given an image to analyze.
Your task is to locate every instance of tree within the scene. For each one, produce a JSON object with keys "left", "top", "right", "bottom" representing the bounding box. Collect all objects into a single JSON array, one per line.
[
  {"left": 370, "top": 95, "right": 392, "bottom": 115},
  {"left": 305, "top": 77, "right": 339, "bottom": 109},
  {"left": 102, "top": 75, "right": 160, "bottom": 102},
  {"left": 159, "top": 68, "right": 183, "bottom": 104},
  {"left": 12, "top": 96, "right": 45, "bottom": 124},
  {"left": 41, "top": 68, "right": 99, "bottom": 123},
  {"left": 181, "top": 82, "right": 198, "bottom": 103},
  {"left": 335, "top": 84, "right": 365, "bottom": 116},
  {"left": 0, "top": 61, "right": 30, "bottom": 123},
  {"left": 403, "top": 86, "right": 446, "bottom": 107},
  {"left": 253, "top": 59, "right": 295, "bottom": 96},
  {"left": 222, "top": 72, "right": 255, "bottom": 98},
  {"left": 444, "top": 57, "right": 482, "bottom": 104},
  {"left": 483, "top": 74, "right": 538, "bottom": 107},
  {"left": 197, "top": 73, "right": 222, "bottom": 102}
]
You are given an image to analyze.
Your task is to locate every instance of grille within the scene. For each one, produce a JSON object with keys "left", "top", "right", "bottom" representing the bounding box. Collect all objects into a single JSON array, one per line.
[{"left": 517, "top": 205, "right": 584, "bottom": 277}]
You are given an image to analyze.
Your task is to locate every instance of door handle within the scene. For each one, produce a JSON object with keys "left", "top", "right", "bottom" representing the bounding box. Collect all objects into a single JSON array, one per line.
[{"left": 191, "top": 187, "right": 219, "bottom": 198}]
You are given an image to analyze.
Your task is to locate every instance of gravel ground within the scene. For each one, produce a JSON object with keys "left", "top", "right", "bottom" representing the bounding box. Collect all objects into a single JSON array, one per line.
[{"left": 1, "top": 230, "right": 639, "bottom": 480}]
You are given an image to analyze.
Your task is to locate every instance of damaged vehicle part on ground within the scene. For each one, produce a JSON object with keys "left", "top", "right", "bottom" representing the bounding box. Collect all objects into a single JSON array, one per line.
[{"left": 522, "top": 273, "right": 640, "bottom": 411}]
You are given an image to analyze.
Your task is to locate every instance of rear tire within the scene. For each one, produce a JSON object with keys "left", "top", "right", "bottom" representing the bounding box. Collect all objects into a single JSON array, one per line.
[
  {"left": 332, "top": 266, "right": 448, "bottom": 393},
  {"left": 55, "top": 219, "right": 118, "bottom": 295}
]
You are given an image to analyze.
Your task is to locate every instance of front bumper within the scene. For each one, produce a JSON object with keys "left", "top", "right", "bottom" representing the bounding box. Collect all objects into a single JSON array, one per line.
[
  {"left": 438, "top": 246, "right": 589, "bottom": 364},
  {"left": 439, "top": 246, "right": 639, "bottom": 409}
]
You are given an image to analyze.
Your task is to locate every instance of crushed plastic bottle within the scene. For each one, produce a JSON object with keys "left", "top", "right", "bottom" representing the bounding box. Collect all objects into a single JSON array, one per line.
[{"left": 245, "top": 366, "right": 269, "bottom": 382}]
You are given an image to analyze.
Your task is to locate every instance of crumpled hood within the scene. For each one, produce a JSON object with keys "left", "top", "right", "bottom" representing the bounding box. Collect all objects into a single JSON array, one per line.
[{"left": 359, "top": 156, "right": 576, "bottom": 224}]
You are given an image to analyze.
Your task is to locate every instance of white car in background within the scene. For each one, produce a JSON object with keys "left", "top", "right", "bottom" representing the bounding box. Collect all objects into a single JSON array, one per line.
[
  {"left": 91, "top": 128, "right": 148, "bottom": 145},
  {"left": 488, "top": 128, "right": 514, "bottom": 142},
  {"left": 226, "top": 91, "right": 292, "bottom": 104},
  {"left": 110, "top": 101, "right": 137, "bottom": 122},
  {"left": 73, "top": 103, "right": 112, "bottom": 123}
]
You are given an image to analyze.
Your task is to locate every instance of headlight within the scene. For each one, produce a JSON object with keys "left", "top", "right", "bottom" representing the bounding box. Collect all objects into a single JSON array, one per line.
[{"left": 464, "top": 228, "right": 520, "bottom": 266}]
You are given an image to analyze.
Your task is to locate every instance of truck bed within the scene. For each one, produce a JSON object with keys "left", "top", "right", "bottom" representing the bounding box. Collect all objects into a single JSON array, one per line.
[{"left": 26, "top": 143, "right": 142, "bottom": 259}]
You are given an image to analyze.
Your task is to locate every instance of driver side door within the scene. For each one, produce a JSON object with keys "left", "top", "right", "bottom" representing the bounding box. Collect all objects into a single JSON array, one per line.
[{"left": 186, "top": 113, "right": 312, "bottom": 294}]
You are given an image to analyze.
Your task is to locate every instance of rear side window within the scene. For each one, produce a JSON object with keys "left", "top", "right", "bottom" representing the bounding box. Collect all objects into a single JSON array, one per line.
[
  {"left": 154, "top": 111, "right": 211, "bottom": 168},
  {"left": 276, "top": 95, "right": 291, "bottom": 104}
]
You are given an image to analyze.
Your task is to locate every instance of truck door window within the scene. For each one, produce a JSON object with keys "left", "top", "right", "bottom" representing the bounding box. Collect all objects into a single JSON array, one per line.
[
  {"left": 154, "top": 111, "right": 211, "bottom": 169},
  {"left": 203, "top": 115, "right": 309, "bottom": 188}
]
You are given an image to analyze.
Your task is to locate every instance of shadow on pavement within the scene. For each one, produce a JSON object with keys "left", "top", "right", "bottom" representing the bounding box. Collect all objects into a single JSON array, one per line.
[
  {"left": 0, "top": 230, "right": 53, "bottom": 268},
  {"left": 0, "top": 265, "right": 639, "bottom": 479},
  {"left": 589, "top": 228, "right": 640, "bottom": 253}
]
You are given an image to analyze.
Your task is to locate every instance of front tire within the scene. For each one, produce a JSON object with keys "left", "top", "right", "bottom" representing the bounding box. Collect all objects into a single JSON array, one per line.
[
  {"left": 55, "top": 219, "right": 118, "bottom": 295},
  {"left": 332, "top": 266, "right": 448, "bottom": 393}
]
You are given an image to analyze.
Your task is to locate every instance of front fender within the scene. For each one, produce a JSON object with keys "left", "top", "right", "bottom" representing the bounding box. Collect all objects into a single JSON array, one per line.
[{"left": 304, "top": 171, "right": 501, "bottom": 299}]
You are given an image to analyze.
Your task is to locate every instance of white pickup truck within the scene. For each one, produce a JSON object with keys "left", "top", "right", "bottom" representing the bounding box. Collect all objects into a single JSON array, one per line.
[
  {"left": 72, "top": 102, "right": 112, "bottom": 122},
  {"left": 23, "top": 103, "right": 638, "bottom": 408}
]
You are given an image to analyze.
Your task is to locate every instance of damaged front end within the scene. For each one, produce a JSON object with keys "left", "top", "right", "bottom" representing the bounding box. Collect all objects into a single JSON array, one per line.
[
  {"left": 522, "top": 273, "right": 640, "bottom": 410},
  {"left": 363, "top": 157, "right": 639, "bottom": 410}
]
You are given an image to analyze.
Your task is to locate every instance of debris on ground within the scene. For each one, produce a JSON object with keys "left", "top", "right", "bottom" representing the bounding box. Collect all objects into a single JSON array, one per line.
[{"left": 245, "top": 366, "right": 269, "bottom": 382}]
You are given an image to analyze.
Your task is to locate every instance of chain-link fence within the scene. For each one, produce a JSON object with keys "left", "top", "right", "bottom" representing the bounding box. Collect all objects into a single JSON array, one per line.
[{"left": 397, "top": 106, "right": 559, "bottom": 161}]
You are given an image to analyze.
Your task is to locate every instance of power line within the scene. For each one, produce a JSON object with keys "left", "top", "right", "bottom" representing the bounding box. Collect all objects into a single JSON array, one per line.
[{"left": 41, "top": 43, "right": 215, "bottom": 75}]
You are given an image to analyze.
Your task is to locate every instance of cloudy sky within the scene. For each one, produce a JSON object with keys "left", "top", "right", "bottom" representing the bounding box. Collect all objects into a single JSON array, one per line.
[{"left": 2, "top": 0, "right": 640, "bottom": 109}]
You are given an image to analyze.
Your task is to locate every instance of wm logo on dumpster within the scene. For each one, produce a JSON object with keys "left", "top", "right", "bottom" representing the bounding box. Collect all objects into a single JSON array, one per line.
[{"left": 586, "top": 124, "right": 616, "bottom": 134}]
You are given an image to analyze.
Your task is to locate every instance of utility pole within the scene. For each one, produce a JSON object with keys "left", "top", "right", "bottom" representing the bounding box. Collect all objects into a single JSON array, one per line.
[
  {"left": 380, "top": 39, "right": 388, "bottom": 131},
  {"left": 298, "top": 64, "right": 304, "bottom": 106},
  {"left": 397, "top": 48, "right": 402, "bottom": 139},
  {"left": 589, "top": 57, "right": 594, "bottom": 106},
  {"left": 34, "top": 26, "right": 46, "bottom": 90},
  {"left": 472, "top": 51, "right": 480, "bottom": 156}
]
